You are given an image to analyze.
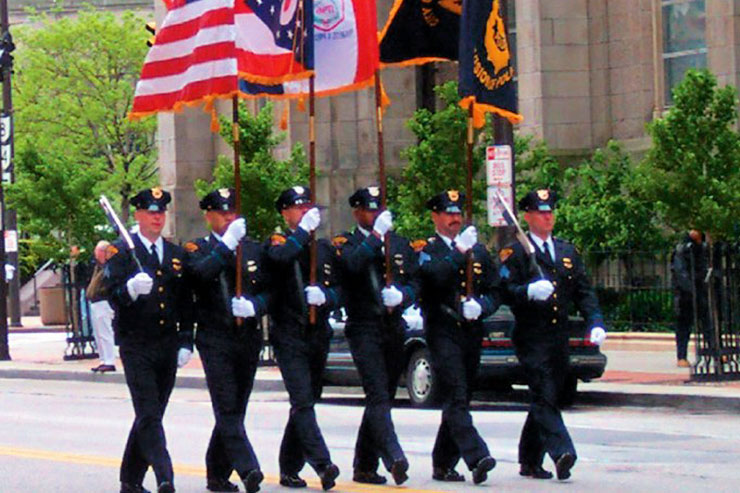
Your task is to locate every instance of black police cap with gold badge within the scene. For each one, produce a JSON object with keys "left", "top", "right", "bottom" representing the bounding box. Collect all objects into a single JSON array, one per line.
[
  {"left": 518, "top": 188, "right": 557, "bottom": 212},
  {"left": 275, "top": 185, "right": 312, "bottom": 212},
  {"left": 426, "top": 189, "right": 465, "bottom": 213},
  {"left": 200, "top": 188, "right": 236, "bottom": 211},
  {"left": 131, "top": 187, "right": 171, "bottom": 212},
  {"left": 348, "top": 186, "right": 382, "bottom": 210}
]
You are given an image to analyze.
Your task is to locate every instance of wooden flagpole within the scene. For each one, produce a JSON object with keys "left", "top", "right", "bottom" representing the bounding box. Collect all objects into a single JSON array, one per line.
[
  {"left": 308, "top": 75, "right": 317, "bottom": 325},
  {"left": 374, "top": 69, "right": 393, "bottom": 290},
  {"left": 465, "top": 103, "right": 474, "bottom": 299},
  {"left": 232, "top": 96, "right": 243, "bottom": 325}
]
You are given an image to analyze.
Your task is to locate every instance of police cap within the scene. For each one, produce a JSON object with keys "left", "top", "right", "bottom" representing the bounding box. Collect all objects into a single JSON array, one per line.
[
  {"left": 519, "top": 189, "right": 557, "bottom": 212},
  {"left": 131, "top": 187, "right": 171, "bottom": 212},
  {"left": 275, "top": 185, "right": 312, "bottom": 212},
  {"left": 200, "top": 188, "right": 236, "bottom": 211},
  {"left": 426, "top": 190, "right": 465, "bottom": 213},
  {"left": 348, "top": 186, "right": 382, "bottom": 210}
]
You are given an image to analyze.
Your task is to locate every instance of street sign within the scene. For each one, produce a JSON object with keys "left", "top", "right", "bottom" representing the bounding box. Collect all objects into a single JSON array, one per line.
[
  {"left": 1, "top": 113, "right": 11, "bottom": 177},
  {"left": 0, "top": 114, "right": 10, "bottom": 142},
  {"left": 485, "top": 145, "right": 514, "bottom": 227}
]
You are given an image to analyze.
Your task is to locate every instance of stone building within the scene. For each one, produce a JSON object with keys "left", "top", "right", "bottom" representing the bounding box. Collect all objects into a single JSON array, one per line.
[{"left": 8, "top": 0, "right": 726, "bottom": 240}]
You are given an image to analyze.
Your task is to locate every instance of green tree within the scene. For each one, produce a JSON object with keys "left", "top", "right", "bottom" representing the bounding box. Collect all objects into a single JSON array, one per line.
[
  {"left": 640, "top": 69, "right": 740, "bottom": 240},
  {"left": 513, "top": 135, "right": 564, "bottom": 202},
  {"left": 13, "top": 8, "right": 156, "bottom": 221},
  {"left": 556, "top": 141, "right": 668, "bottom": 255},
  {"left": 195, "top": 101, "right": 308, "bottom": 240},
  {"left": 390, "top": 82, "right": 488, "bottom": 239}
]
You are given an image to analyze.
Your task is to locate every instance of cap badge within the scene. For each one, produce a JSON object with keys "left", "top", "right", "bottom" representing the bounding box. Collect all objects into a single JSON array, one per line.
[
  {"left": 218, "top": 188, "right": 231, "bottom": 198},
  {"left": 293, "top": 186, "right": 305, "bottom": 195},
  {"left": 151, "top": 187, "right": 163, "bottom": 199},
  {"left": 368, "top": 186, "right": 380, "bottom": 197},
  {"left": 537, "top": 189, "right": 550, "bottom": 201},
  {"left": 447, "top": 190, "right": 459, "bottom": 201}
]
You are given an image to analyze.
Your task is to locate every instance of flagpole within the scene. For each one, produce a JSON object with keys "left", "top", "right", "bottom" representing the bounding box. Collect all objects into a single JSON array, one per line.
[
  {"left": 374, "top": 69, "right": 392, "bottom": 290},
  {"left": 308, "top": 75, "right": 317, "bottom": 325},
  {"left": 232, "top": 95, "right": 243, "bottom": 325},
  {"left": 465, "top": 102, "right": 474, "bottom": 299}
]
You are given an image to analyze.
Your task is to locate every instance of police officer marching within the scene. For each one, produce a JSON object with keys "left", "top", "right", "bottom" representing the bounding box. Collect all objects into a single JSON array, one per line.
[
  {"left": 416, "top": 190, "right": 499, "bottom": 485},
  {"left": 499, "top": 189, "right": 607, "bottom": 481},
  {"left": 184, "top": 189, "right": 267, "bottom": 493},
  {"left": 333, "top": 186, "right": 418, "bottom": 486},
  {"left": 264, "top": 186, "right": 341, "bottom": 491},
  {"left": 103, "top": 188, "right": 194, "bottom": 493}
]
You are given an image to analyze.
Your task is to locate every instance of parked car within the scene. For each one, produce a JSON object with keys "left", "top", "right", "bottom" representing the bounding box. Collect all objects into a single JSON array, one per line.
[{"left": 324, "top": 305, "right": 607, "bottom": 408}]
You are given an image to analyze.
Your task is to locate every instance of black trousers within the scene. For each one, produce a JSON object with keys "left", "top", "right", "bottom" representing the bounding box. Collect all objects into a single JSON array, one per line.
[
  {"left": 346, "top": 324, "right": 406, "bottom": 472},
  {"left": 272, "top": 326, "right": 332, "bottom": 475},
  {"left": 427, "top": 328, "right": 490, "bottom": 471},
  {"left": 198, "top": 330, "right": 261, "bottom": 481},
  {"left": 119, "top": 335, "right": 178, "bottom": 486},
  {"left": 516, "top": 345, "right": 575, "bottom": 467},
  {"left": 675, "top": 290, "right": 711, "bottom": 360}
]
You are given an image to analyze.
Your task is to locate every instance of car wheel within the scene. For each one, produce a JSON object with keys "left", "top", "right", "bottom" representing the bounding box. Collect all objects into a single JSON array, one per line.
[
  {"left": 558, "top": 374, "right": 578, "bottom": 408},
  {"left": 406, "top": 348, "right": 439, "bottom": 408}
]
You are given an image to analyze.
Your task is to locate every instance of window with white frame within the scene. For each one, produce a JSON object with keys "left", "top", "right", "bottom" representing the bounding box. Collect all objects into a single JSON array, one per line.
[{"left": 662, "top": 0, "right": 706, "bottom": 104}]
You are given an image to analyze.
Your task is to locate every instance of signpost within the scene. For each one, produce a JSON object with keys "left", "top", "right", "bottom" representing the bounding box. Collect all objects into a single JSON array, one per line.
[{"left": 486, "top": 144, "right": 514, "bottom": 227}]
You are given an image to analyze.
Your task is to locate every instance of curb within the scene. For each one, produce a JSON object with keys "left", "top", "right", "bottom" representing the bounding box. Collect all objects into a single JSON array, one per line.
[{"left": 2, "top": 368, "right": 739, "bottom": 412}]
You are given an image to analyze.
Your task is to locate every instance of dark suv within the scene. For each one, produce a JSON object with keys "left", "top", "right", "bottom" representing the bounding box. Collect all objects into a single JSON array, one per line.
[{"left": 324, "top": 305, "right": 607, "bottom": 407}]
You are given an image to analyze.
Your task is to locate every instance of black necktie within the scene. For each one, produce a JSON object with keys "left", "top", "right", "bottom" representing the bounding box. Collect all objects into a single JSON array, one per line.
[
  {"left": 450, "top": 240, "right": 457, "bottom": 251},
  {"left": 151, "top": 244, "right": 159, "bottom": 265},
  {"left": 543, "top": 241, "right": 553, "bottom": 262}
]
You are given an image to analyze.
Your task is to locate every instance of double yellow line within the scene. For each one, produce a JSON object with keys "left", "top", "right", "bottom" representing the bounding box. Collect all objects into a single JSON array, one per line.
[{"left": 0, "top": 445, "right": 449, "bottom": 492}]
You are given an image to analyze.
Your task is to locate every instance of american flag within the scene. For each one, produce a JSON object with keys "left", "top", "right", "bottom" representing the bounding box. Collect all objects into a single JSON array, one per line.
[{"left": 130, "top": 0, "right": 313, "bottom": 118}]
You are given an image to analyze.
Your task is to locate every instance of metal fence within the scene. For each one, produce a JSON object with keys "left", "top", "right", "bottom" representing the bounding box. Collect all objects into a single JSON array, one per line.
[{"left": 586, "top": 251, "right": 674, "bottom": 332}]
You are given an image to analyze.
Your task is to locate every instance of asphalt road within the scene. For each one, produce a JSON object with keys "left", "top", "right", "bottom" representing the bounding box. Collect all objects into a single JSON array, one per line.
[{"left": 0, "top": 378, "right": 738, "bottom": 493}]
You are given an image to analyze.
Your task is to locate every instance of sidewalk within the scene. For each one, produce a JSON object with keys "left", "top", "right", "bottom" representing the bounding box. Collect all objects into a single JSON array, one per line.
[{"left": 3, "top": 317, "right": 740, "bottom": 411}]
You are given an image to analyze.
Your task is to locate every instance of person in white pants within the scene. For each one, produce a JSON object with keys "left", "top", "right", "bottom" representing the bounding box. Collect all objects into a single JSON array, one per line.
[{"left": 88, "top": 240, "right": 117, "bottom": 372}]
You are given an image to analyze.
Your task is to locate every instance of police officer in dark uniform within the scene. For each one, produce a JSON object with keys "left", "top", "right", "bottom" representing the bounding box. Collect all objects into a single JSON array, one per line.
[
  {"left": 416, "top": 190, "right": 499, "bottom": 485},
  {"left": 264, "top": 186, "right": 341, "bottom": 491},
  {"left": 333, "top": 186, "right": 417, "bottom": 486},
  {"left": 499, "top": 189, "right": 606, "bottom": 481},
  {"left": 184, "top": 189, "right": 267, "bottom": 493},
  {"left": 103, "top": 188, "right": 194, "bottom": 493}
]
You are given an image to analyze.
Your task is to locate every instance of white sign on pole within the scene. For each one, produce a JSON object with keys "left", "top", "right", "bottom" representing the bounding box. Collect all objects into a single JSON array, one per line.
[
  {"left": 485, "top": 145, "right": 514, "bottom": 227},
  {"left": 0, "top": 114, "right": 10, "bottom": 143},
  {"left": 4, "top": 230, "right": 17, "bottom": 253}
]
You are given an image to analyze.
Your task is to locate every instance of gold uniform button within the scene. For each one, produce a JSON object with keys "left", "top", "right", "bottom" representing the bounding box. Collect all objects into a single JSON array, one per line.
[
  {"left": 553, "top": 293, "right": 558, "bottom": 299},
  {"left": 552, "top": 318, "right": 557, "bottom": 324},
  {"left": 156, "top": 270, "right": 162, "bottom": 276},
  {"left": 159, "top": 319, "right": 165, "bottom": 325},
  {"left": 553, "top": 306, "right": 558, "bottom": 311},
  {"left": 158, "top": 287, "right": 164, "bottom": 293},
  {"left": 552, "top": 281, "right": 558, "bottom": 286},
  {"left": 160, "top": 303, "right": 165, "bottom": 309}
]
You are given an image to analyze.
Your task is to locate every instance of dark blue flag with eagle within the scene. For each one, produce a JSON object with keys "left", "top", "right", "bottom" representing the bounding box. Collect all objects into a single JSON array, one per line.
[{"left": 458, "top": 0, "right": 522, "bottom": 126}]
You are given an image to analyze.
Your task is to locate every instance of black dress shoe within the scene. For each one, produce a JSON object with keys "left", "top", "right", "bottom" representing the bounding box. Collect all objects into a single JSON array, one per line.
[
  {"left": 120, "top": 483, "right": 151, "bottom": 493},
  {"left": 472, "top": 456, "right": 496, "bottom": 485},
  {"left": 319, "top": 463, "right": 340, "bottom": 491},
  {"left": 432, "top": 467, "right": 465, "bottom": 482},
  {"left": 555, "top": 453, "right": 576, "bottom": 480},
  {"left": 157, "top": 482, "right": 175, "bottom": 493},
  {"left": 279, "top": 473, "right": 307, "bottom": 488},
  {"left": 520, "top": 464, "right": 554, "bottom": 480},
  {"left": 390, "top": 458, "right": 409, "bottom": 485},
  {"left": 207, "top": 478, "right": 240, "bottom": 492},
  {"left": 243, "top": 469, "right": 264, "bottom": 493},
  {"left": 353, "top": 470, "right": 387, "bottom": 484},
  {"left": 98, "top": 364, "right": 117, "bottom": 373}
]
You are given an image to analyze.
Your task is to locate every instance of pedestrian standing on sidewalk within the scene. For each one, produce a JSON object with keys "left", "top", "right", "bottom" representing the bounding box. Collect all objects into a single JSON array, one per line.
[
  {"left": 104, "top": 187, "right": 194, "bottom": 493},
  {"left": 670, "top": 229, "right": 710, "bottom": 368},
  {"left": 264, "top": 186, "right": 341, "bottom": 491},
  {"left": 416, "top": 190, "right": 500, "bottom": 485},
  {"left": 499, "top": 189, "right": 606, "bottom": 482},
  {"left": 333, "top": 186, "right": 417, "bottom": 486},
  {"left": 87, "top": 240, "right": 117, "bottom": 373},
  {"left": 184, "top": 188, "right": 267, "bottom": 493}
]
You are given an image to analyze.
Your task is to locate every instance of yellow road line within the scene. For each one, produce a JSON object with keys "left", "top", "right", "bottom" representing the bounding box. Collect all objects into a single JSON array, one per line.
[{"left": 0, "top": 445, "right": 450, "bottom": 493}]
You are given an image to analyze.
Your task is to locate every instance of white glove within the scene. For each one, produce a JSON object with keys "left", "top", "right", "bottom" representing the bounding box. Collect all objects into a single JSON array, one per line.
[
  {"left": 231, "top": 296, "right": 256, "bottom": 318},
  {"left": 373, "top": 210, "right": 393, "bottom": 237},
  {"left": 455, "top": 226, "right": 478, "bottom": 253},
  {"left": 126, "top": 272, "right": 154, "bottom": 300},
  {"left": 4, "top": 264, "right": 15, "bottom": 281},
  {"left": 305, "top": 285, "right": 326, "bottom": 306},
  {"left": 177, "top": 348, "right": 192, "bottom": 368},
  {"left": 462, "top": 298, "right": 482, "bottom": 320},
  {"left": 381, "top": 285, "right": 403, "bottom": 307},
  {"left": 590, "top": 327, "right": 607, "bottom": 346},
  {"left": 221, "top": 217, "right": 246, "bottom": 250},
  {"left": 527, "top": 279, "right": 554, "bottom": 301},
  {"left": 298, "top": 207, "right": 321, "bottom": 233}
]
